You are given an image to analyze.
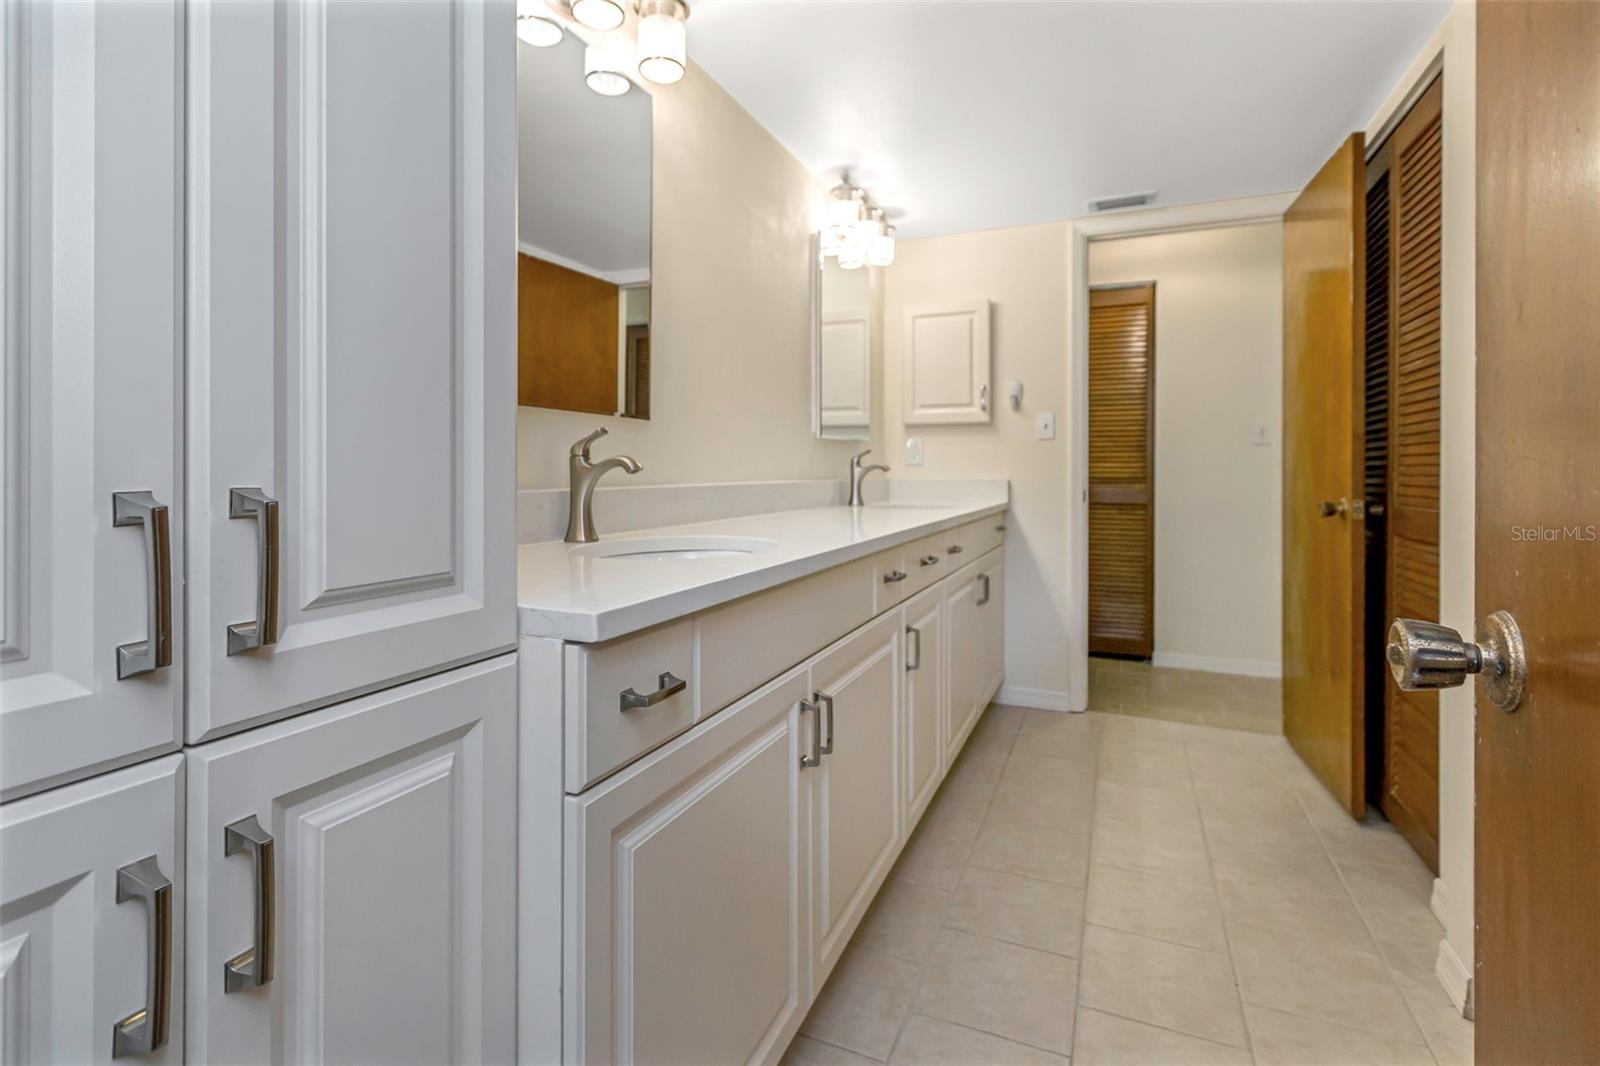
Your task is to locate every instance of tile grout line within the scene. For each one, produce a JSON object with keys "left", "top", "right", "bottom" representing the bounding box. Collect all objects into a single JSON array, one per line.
[{"left": 1068, "top": 708, "right": 1104, "bottom": 1062}]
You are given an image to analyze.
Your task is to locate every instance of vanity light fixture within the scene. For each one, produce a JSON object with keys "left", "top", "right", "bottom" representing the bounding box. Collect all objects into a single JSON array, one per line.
[
  {"left": 837, "top": 239, "right": 868, "bottom": 271},
  {"left": 635, "top": 0, "right": 689, "bottom": 85},
  {"left": 868, "top": 220, "right": 896, "bottom": 268},
  {"left": 584, "top": 43, "right": 632, "bottom": 96},
  {"left": 571, "top": 0, "right": 625, "bottom": 31},
  {"left": 821, "top": 177, "right": 897, "bottom": 269},
  {"left": 822, "top": 187, "right": 863, "bottom": 258},
  {"left": 516, "top": 0, "right": 564, "bottom": 46}
]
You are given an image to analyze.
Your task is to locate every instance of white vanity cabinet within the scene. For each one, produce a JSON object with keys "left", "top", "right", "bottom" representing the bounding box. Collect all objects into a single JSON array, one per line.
[
  {"left": 1, "top": 0, "right": 185, "bottom": 801},
  {"left": 183, "top": 0, "right": 515, "bottom": 743},
  {"left": 902, "top": 584, "right": 946, "bottom": 826},
  {"left": 946, "top": 547, "right": 1006, "bottom": 762},
  {"left": 184, "top": 655, "right": 517, "bottom": 1066},
  {"left": 0, "top": 755, "right": 185, "bottom": 1066}
]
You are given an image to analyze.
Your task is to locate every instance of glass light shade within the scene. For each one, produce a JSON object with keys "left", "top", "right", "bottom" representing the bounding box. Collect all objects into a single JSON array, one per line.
[
  {"left": 868, "top": 231, "right": 896, "bottom": 267},
  {"left": 584, "top": 44, "right": 631, "bottom": 96},
  {"left": 637, "top": 11, "right": 686, "bottom": 85},
  {"left": 516, "top": 12, "right": 563, "bottom": 46},
  {"left": 837, "top": 240, "right": 867, "bottom": 270},
  {"left": 822, "top": 194, "right": 860, "bottom": 252},
  {"left": 571, "top": 0, "right": 625, "bottom": 30},
  {"left": 819, "top": 226, "right": 845, "bottom": 258}
]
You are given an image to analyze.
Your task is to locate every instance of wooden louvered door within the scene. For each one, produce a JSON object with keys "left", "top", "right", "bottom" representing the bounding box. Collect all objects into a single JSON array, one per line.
[
  {"left": 1087, "top": 285, "right": 1156, "bottom": 657},
  {"left": 1361, "top": 145, "right": 1393, "bottom": 814},
  {"left": 1382, "top": 77, "right": 1444, "bottom": 871}
]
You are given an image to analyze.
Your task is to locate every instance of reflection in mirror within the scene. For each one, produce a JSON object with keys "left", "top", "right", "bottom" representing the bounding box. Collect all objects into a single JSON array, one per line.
[
  {"left": 813, "top": 240, "right": 874, "bottom": 442},
  {"left": 517, "top": 32, "right": 652, "bottom": 418}
]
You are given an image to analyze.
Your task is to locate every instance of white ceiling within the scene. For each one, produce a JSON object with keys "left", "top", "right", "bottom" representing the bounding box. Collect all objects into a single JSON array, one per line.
[
  {"left": 518, "top": 33, "right": 652, "bottom": 278},
  {"left": 687, "top": 0, "right": 1449, "bottom": 238}
]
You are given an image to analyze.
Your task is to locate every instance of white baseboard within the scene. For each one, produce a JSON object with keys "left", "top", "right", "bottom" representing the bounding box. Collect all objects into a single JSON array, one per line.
[
  {"left": 1434, "top": 938, "right": 1473, "bottom": 1019},
  {"left": 995, "top": 685, "right": 1079, "bottom": 712},
  {"left": 1150, "top": 651, "right": 1283, "bottom": 679}
]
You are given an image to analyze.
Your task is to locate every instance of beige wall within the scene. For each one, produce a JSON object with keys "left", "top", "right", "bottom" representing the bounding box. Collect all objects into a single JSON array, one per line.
[
  {"left": 1364, "top": 1, "right": 1476, "bottom": 1013},
  {"left": 516, "top": 62, "right": 859, "bottom": 488},
  {"left": 883, "top": 223, "right": 1072, "bottom": 706},
  {"left": 1089, "top": 224, "right": 1284, "bottom": 675}
]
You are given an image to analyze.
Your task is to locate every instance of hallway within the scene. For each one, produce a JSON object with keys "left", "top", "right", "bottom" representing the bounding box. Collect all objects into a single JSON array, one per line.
[{"left": 787, "top": 693, "right": 1472, "bottom": 1065}]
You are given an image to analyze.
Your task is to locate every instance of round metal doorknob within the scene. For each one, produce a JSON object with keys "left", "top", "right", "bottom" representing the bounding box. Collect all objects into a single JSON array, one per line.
[
  {"left": 1386, "top": 611, "right": 1527, "bottom": 713},
  {"left": 1318, "top": 498, "right": 1348, "bottom": 518}
]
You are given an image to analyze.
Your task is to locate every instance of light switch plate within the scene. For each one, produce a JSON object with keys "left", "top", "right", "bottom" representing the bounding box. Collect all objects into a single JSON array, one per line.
[
  {"left": 1035, "top": 413, "right": 1056, "bottom": 440},
  {"left": 1253, "top": 421, "right": 1271, "bottom": 447},
  {"left": 905, "top": 436, "right": 925, "bottom": 466}
]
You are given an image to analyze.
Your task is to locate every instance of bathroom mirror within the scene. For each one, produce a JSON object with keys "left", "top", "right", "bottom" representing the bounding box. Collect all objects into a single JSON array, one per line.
[
  {"left": 517, "top": 32, "right": 653, "bottom": 418},
  {"left": 811, "top": 239, "right": 876, "bottom": 441}
]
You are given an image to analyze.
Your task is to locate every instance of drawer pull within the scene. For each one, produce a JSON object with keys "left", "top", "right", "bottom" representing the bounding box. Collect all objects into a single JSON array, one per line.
[
  {"left": 947, "top": 545, "right": 964, "bottom": 555},
  {"left": 800, "top": 698, "right": 823, "bottom": 768},
  {"left": 907, "top": 625, "right": 922, "bottom": 671},
  {"left": 883, "top": 570, "right": 908, "bottom": 584},
  {"left": 223, "top": 815, "right": 275, "bottom": 993},
  {"left": 995, "top": 524, "right": 1007, "bottom": 532},
  {"left": 919, "top": 554, "right": 941, "bottom": 567},
  {"left": 817, "top": 692, "right": 836, "bottom": 755},
  {"left": 227, "top": 488, "right": 280, "bottom": 656},
  {"left": 620, "top": 671, "right": 688, "bottom": 711},
  {"left": 112, "top": 492, "right": 173, "bottom": 680},
  {"left": 112, "top": 855, "right": 173, "bottom": 1058},
  {"left": 977, "top": 573, "right": 992, "bottom": 606}
]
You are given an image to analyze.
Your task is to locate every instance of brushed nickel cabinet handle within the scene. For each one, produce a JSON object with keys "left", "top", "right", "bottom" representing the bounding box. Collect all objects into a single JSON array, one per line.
[
  {"left": 800, "top": 698, "right": 822, "bottom": 768},
  {"left": 227, "top": 488, "right": 279, "bottom": 655},
  {"left": 919, "top": 554, "right": 941, "bottom": 567},
  {"left": 112, "top": 855, "right": 172, "bottom": 1058},
  {"left": 112, "top": 492, "right": 173, "bottom": 679},
  {"left": 883, "top": 570, "right": 908, "bottom": 584},
  {"left": 223, "top": 815, "right": 275, "bottom": 993},
  {"left": 818, "top": 692, "right": 835, "bottom": 756},
  {"left": 977, "top": 573, "right": 991, "bottom": 606},
  {"left": 907, "top": 626, "right": 922, "bottom": 671},
  {"left": 946, "top": 545, "right": 964, "bottom": 555},
  {"left": 620, "top": 671, "right": 688, "bottom": 711}
]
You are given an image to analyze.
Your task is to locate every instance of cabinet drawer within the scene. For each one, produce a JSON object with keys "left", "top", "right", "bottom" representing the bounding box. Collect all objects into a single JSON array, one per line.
[
  {"left": 565, "top": 621, "right": 696, "bottom": 793},
  {"left": 873, "top": 547, "right": 914, "bottom": 611},
  {"left": 939, "top": 514, "right": 1007, "bottom": 565},
  {"left": 904, "top": 532, "right": 952, "bottom": 596}
]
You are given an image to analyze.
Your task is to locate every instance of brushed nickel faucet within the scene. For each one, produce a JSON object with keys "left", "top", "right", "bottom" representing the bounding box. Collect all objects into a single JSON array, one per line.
[
  {"left": 849, "top": 448, "right": 890, "bottom": 507},
  {"left": 565, "top": 427, "right": 642, "bottom": 543}
]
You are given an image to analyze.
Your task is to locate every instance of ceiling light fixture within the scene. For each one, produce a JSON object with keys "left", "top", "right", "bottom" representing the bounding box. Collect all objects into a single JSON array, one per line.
[
  {"left": 584, "top": 43, "right": 632, "bottom": 96},
  {"left": 867, "top": 213, "right": 896, "bottom": 268},
  {"left": 635, "top": 0, "right": 689, "bottom": 86},
  {"left": 820, "top": 177, "right": 897, "bottom": 270},
  {"left": 516, "top": 0, "right": 564, "bottom": 46},
  {"left": 571, "top": 0, "right": 625, "bottom": 31}
]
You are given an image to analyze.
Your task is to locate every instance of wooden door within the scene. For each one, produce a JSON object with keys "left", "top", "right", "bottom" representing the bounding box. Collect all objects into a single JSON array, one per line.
[
  {"left": 1382, "top": 78, "right": 1444, "bottom": 871},
  {"left": 1087, "top": 285, "right": 1156, "bottom": 657},
  {"left": 903, "top": 585, "right": 945, "bottom": 828},
  {"left": 1475, "top": 2, "right": 1600, "bottom": 1057},
  {"left": 1, "top": 0, "right": 183, "bottom": 800},
  {"left": 809, "top": 615, "right": 900, "bottom": 987},
  {"left": 564, "top": 669, "right": 811, "bottom": 1066},
  {"left": 517, "top": 253, "right": 620, "bottom": 415},
  {"left": 184, "top": 655, "right": 516, "bottom": 1065},
  {"left": 1283, "top": 134, "right": 1367, "bottom": 818},
  {"left": 185, "top": 0, "right": 516, "bottom": 743},
  {"left": 0, "top": 755, "right": 184, "bottom": 1065}
]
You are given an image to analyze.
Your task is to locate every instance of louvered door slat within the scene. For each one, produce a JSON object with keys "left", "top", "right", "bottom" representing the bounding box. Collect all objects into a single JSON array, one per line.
[{"left": 1088, "top": 285, "right": 1155, "bottom": 657}]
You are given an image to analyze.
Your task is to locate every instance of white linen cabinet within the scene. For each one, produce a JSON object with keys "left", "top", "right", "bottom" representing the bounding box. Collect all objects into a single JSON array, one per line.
[
  {"left": 184, "top": 0, "right": 515, "bottom": 742},
  {"left": 1, "top": 0, "right": 185, "bottom": 800},
  {"left": 185, "top": 655, "right": 517, "bottom": 1065}
]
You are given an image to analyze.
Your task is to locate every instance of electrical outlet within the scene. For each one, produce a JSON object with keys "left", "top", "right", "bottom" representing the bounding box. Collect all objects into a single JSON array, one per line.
[
  {"left": 905, "top": 436, "right": 924, "bottom": 466},
  {"left": 1253, "top": 421, "right": 1271, "bottom": 447},
  {"left": 1035, "top": 412, "right": 1056, "bottom": 440}
]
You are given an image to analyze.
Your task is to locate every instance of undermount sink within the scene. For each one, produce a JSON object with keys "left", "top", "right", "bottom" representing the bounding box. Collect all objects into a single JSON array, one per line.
[{"left": 570, "top": 535, "right": 779, "bottom": 562}]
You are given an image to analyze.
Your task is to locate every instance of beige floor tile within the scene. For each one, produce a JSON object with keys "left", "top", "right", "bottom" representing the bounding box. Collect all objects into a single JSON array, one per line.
[
  {"left": 946, "top": 865, "right": 1086, "bottom": 958},
  {"left": 1318, "top": 820, "right": 1430, "bottom": 868},
  {"left": 781, "top": 1035, "right": 883, "bottom": 1066},
  {"left": 1193, "top": 777, "right": 1307, "bottom": 832},
  {"left": 1094, "top": 778, "right": 1202, "bottom": 830},
  {"left": 1014, "top": 724, "right": 1104, "bottom": 762},
  {"left": 1092, "top": 815, "right": 1215, "bottom": 886},
  {"left": 1078, "top": 925, "right": 1248, "bottom": 1049},
  {"left": 1203, "top": 814, "right": 1338, "bottom": 882},
  {"left": 988, "top": 777, "right": 1095, "bottom": 834},
  {"left": 1086, "top": 863, "right": 1228, "bottom": 952},
  {"left": 1096, "top": 744, "right": 1194, "bottom": 792},
  {"left": 1337, "top": 860, "right": 1438, "bottom": 928},
  {"left": 1003, "top": 751, "right": 1098, "bottom": 792},
  {"left": 1073, "top": 1008, "right": 1252, "bottom": 1066},
  {"left": 888, "top": 1013, "right": 1068, "bottom": 1066},
  {"left": 1213, "top": 862, "right": 1375, "bottom": 951},
  {"left": 1289, "top": 773, "right": 1356, "bottom": 828},
  {"left": 1393, "top": 970, "right": 1474, "bottom": 1066},
  {"left": 917, "top": 782, "right": 994, "bottom": 836},
  {"left": 915, "top": 929, "right": 1079, "bottom": 1056},
  {"left": 800, "top": 945, "right": 922, "bottom": 1059},
  {"left": 970, "top": 817, "right": 1092, "bottom": 888},
  {"left": 1245, "top": 1003, "right": 1435, "bottom": 1065},
  {"left": 1228, "top": 923, "right": 1423, "bottom": 1043},
  {"left": 852, "top": 878, "right": 951, "bottom": 965},
  {"left": 1368, "top": 916, "right": 1447, "bottom": 987},
  {"left": 1185, "top": 745, "right": 1290, "bottom": 789},
  {"left": 891, "top": 822, "right": 978, "bottom": 892}
]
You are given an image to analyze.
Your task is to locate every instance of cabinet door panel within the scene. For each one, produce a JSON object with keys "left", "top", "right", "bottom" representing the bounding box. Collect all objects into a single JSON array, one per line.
[
  {"left": 566, "top": 670, "right": 810, "bottom": 1066},
  {"left": 903, "top": 588, "right": 944, "bottom": 829},
  {"left": 978, "top": 551, "right": 1006, "bottom": 705},
  {"left": 1, "top": 0, "right": 183, "bottom": 799},
  {"left": 0, "top": 755, "right": 185, "bottom": 1065},
  {"left": 945, "top": 570, "right": 983, "bottom": 762},
  {"left": 185, "top": 0, "right": 515, "bottom": 741},
  {"left": 810, "top": 615, "right": 900, "bottom": 984},
  {"left": 185, "top": 655, "right": 516, "bottom": 1066}
]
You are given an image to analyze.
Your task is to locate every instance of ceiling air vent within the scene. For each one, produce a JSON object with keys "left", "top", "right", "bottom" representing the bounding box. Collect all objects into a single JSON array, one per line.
[{"left": 1087, "top": 191, "right": 1155, "bottom": 213}]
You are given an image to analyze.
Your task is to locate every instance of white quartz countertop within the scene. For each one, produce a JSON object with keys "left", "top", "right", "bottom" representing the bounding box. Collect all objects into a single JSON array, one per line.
[{"left": 517, "top": 494, "right": 1008, "bottom": 643}]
